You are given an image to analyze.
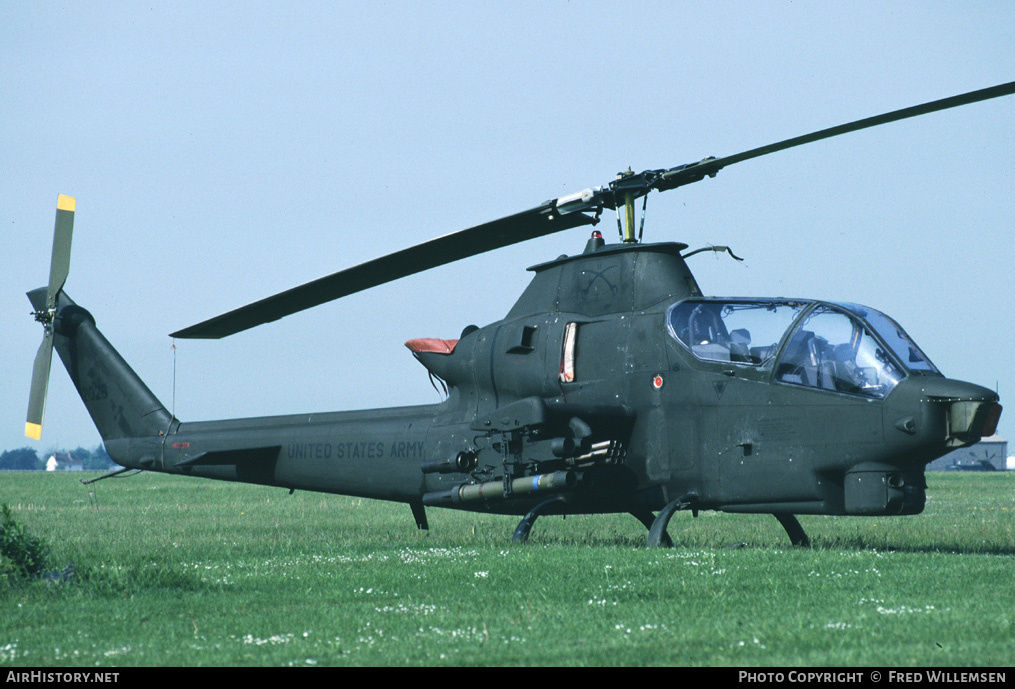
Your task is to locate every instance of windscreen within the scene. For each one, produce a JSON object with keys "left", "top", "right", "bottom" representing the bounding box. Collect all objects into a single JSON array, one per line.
[
  {"left": 833, "top": 303, "right": 939, "bottom": 373},
  {"left": 774, "top": 305, "right": 904, "bottom": 398}
]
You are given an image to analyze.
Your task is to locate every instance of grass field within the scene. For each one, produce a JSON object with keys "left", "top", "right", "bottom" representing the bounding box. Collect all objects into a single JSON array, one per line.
[{"left": 1, "top": 470, "right": 1013, "bottom": 666}]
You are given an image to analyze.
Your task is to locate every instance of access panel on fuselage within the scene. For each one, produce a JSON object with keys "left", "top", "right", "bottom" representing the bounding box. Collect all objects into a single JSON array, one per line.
[{"left": 704, "top": 378, "right": 883, "bottom": 511}]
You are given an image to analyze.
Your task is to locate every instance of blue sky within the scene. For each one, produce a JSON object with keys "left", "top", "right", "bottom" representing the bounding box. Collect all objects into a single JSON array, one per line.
[{"left": 3, "top": 2, "right": 1013, "bottom": 453}]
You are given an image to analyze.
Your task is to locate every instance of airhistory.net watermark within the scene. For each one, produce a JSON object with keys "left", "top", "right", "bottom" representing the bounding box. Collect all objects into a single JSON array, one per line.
[{"left": 6, "top": 672, "right": 119, "bottom": 683}]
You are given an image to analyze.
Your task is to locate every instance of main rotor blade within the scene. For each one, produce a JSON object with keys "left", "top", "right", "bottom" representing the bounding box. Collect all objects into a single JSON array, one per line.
[
  {"left": 655, "top": 81, "right": 1015, "bottom": 192},
  {"left": 171, "top": 202, "right": 598, "bottom": 339},
  {"left": 172, "top": 81, "right": 1014, "bottom": 340}
]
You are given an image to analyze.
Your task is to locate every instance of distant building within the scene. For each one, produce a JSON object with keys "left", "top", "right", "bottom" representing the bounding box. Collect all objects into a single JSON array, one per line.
[
  {"left": 45, "top": 452, "right": 84, "bottom": 472},
  {"left": 926, "top": 435, "right": 1008, "bottom": 471}
]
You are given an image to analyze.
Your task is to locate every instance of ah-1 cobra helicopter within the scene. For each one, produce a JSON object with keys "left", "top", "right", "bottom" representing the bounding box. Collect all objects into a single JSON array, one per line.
[{"left": 27, "top": 82, "right": 1010, "bottom": 547}]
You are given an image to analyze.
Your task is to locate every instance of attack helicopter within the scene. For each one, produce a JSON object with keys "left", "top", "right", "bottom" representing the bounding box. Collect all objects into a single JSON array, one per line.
[{"left": 27, "top": 82, "right": 1010, "bottom": 547}]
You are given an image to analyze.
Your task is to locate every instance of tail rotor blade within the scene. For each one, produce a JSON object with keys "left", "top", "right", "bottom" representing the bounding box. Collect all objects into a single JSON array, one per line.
[
  {"left": 48, "top": 194, "right": 75, "bottom": 309},
  {"left": 26, "top": 330, "right": 54, "bottom": 440},
  {"left": 26, "top": 194, "right": 76, "bottom": 440}
]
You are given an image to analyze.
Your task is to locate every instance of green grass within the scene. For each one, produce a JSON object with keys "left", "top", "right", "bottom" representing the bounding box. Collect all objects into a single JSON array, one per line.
[{"left": 1, "top": 471, "right": 1013, "bottom": 666}]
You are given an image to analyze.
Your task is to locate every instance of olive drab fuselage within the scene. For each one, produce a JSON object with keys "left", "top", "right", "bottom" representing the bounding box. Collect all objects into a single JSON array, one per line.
[{"left": 47, "top": 238, "right": 997, "bottom": 535}]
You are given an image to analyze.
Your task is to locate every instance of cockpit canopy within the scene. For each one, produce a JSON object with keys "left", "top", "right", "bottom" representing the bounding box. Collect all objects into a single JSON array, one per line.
[{"left": 667, "top": 298, "right": 938, "bottom": 399}]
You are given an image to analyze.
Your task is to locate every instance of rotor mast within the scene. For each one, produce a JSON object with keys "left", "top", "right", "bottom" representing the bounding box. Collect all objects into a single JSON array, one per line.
[
  {"left": 613, "top": 167, "right": 654, "bottom": 244},
  {"left": 624, "top": 189, "right": 636, "bottom": 243}
]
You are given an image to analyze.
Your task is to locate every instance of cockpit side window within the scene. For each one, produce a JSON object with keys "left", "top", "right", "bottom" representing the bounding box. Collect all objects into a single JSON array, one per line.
[
  {"left": 774, "top": 306, "right": 903, "bottom": 398},
  {"left": 667, "top": 300, "right": 807, "bottom": 366}
]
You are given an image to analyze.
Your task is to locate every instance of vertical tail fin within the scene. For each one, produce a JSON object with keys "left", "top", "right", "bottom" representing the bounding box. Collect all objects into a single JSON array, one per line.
[{"left": 27, "top": 287, "right": 173, "bottom": 441}]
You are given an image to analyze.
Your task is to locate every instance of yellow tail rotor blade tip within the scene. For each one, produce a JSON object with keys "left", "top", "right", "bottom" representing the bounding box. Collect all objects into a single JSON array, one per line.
[
  {"left": 25, "top": 422, "right": 42, "bottom": 440},
  {"left": 57, "top": 194, "right": 76, "bottom": 212}
]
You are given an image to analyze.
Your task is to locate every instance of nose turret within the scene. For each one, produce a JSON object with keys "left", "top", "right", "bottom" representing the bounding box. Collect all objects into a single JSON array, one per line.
[
  {"left": 918, "top": 377, "right": 1002, "bottom": 448},
  {"left": 840, "top": 377, "right": 1000, "bottom": 517},
  {"left": 887, "top": 376, "right": 1001, "bottom": 456}
]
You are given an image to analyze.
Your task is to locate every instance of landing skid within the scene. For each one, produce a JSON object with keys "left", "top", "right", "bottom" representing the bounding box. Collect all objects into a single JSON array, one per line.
[
  {"left": 410, "top": 500, "right": 429, "bottom": 531},
  {"left": 647, "top": 494, "right": 697, "bottom": 547},
  {"left": 512, "top": 496, "right": 567, "bottom": 543},
  {"left": 773, "top": 513, "right": 810, "bottom": 547},
  {"left": 631, "top": 508, "right": 673, "bottom": 548},
  {"left": 507, "top": 501, "right": 809, "bottom": 548}
]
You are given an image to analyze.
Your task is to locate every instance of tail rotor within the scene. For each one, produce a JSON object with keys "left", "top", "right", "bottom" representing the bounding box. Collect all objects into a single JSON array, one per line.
[{"left": 26, "top": 194, "right": 75, "bottom": 440}]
